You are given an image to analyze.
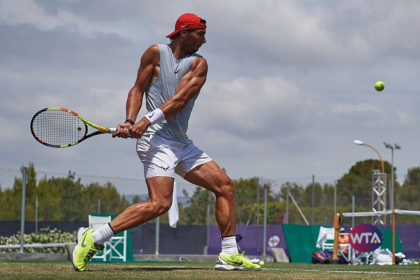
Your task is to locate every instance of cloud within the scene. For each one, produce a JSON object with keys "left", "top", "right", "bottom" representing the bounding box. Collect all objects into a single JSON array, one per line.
[
  {"left": 0, "top": 0, "right": 133, "bottom": 38},
  {"left": 0, "top": 0, "right": 419, "bottom": 191}
]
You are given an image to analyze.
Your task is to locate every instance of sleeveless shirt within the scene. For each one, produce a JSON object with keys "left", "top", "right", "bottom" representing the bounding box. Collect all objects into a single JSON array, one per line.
[{"left": 144, "top": 44, "right": 202, "bottom": 144}]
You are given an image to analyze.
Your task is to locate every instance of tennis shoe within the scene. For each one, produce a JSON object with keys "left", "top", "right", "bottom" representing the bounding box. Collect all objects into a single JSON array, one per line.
[
  {"left": 72, "top": 227, "right": 104, "bottom": 272},
  {"left": 215, "top": 251, "right": 261, "bottom": 271}
]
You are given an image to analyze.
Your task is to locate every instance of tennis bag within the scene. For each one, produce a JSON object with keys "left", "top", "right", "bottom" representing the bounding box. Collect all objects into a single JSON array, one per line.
[{"left": 312, "top": 250, "right": 333, "bottom": 264}]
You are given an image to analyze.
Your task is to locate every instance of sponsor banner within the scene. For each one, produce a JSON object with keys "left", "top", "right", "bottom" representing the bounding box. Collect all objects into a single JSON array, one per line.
[{"left": 349, "top": 224, "right": 383, "bottom": 252}]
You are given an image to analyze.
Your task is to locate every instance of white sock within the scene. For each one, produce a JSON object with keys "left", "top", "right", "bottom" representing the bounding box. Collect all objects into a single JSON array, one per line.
[
  {"left": 91, "top": 223, "right": 115, "bottom": 245},
  {"left": 221, "top": 235, "right": 239, "bottom": 256}
]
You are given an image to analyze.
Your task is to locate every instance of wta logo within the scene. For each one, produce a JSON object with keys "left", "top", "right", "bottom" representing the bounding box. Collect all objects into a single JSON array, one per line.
[{"left": 349, "top": 224, "right": 383, "bottom": 252}]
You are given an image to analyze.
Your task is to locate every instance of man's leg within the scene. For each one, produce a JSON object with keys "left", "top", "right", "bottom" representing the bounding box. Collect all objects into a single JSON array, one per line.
[
  {"left": 184, "top": 161, "right": 260, "bottom": 271},
  {"left": 184, "top": 161, "right": 235, "bottom": 237},
  {"left": 109, "top": 176, "right": 174, "bottom": 232},
  {"left": 72, "top": 176, "right": 174, "bottom": 272}
]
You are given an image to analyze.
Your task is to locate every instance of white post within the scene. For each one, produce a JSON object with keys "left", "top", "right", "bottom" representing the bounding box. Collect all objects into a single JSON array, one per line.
[
  {"left": 20, "top": 167, "right": 27, "bottom": 253},
  {"left": 263, "top": 187, "right": 267, "bottom": 256},
  {"left": 285, "top": 182, "right": 290, "bottom": 224},
  {"left": 352, "top": 196, "right": 355, "bottom": 228},
  {"left": 35, "top": 196, "right": 38, "bottom": 234},
  {"left": 155, "top": 216, "right": 160, "bottom": 255}
]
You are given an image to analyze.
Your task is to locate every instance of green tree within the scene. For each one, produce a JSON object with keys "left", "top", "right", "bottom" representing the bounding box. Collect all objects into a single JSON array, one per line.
[
  {"left": 182, "top": 188, "right": 213, "bottom": 225},
  {"left": 36, "top": 175, "right": 64, "bottom": 221},
  {"left": 278, "top": 182, "right": 303, "bottom": 202},
  {"left": 132, "top": 195, "right": 142, "bottom": 204},
  {"left": 301, "top": 182, "right": 323, "bottom": 207},
  {"left": 235, "top": 177, "right": 273, "bottom": 225},
  {"left": 58, "top": 172, "right": 86, "bottom": 221},
  {"left": 83, "top": 182, "right": 130, "bottom": 214},
  {"left": 395, "top": 167, "right": 420, "bottom": 210},
  {"left": 336, "top": 159, "right": 392, "bottom": 208}
]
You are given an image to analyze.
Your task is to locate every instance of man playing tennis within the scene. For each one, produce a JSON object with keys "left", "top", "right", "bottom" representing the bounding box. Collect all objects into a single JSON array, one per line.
[{"left": 72, "top": 13, "right": 260, "bottom": 272}]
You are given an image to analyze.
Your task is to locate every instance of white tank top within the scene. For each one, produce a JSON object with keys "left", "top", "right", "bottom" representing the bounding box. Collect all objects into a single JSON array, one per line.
[{"left": 144, "top": 44, "right": 202, "bottom": 144}]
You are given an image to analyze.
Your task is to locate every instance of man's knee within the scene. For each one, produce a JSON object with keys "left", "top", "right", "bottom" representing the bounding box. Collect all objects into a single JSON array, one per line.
[
  {"left": 152, "top": 199, "right": 173, "bottom": 215},
  {"left": 217, "top": 179, "right": 235, "bottom": 197}
]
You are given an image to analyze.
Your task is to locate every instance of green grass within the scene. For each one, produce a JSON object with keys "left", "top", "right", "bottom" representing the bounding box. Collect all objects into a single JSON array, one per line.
[{"left": 1, "top": 261, "right": 420, "bottom": 280}]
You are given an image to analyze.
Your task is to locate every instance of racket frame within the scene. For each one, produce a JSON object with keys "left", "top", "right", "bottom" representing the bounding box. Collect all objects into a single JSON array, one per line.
[{"left": 30, "top": 107, "right": 116, "bottom": 148}]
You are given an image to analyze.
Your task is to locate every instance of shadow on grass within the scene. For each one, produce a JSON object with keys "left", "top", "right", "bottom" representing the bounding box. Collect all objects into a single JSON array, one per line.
[{"left": 87, "top": 267, "right": 207, "bottom": 272}]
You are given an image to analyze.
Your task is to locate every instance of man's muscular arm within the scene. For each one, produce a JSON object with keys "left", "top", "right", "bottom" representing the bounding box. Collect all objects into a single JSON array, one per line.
[
  {"left": 128, "top": 57, "right": 208, "bottom": 138},
  {"left": 161, "top": 57, "right": 208, "bottom": 118},
  {"left": 113, "top": 45, "right": 159, "bottom": 138}
]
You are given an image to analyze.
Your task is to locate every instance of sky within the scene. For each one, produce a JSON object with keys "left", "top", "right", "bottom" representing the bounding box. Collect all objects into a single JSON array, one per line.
[{"left": 1, "top": 0, "right": 420, "bottom": 196}]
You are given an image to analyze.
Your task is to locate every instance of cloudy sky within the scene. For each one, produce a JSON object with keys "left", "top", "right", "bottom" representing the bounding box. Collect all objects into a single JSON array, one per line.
[{"left": 1, "top": 0, "right": 420, "bottom": 195}]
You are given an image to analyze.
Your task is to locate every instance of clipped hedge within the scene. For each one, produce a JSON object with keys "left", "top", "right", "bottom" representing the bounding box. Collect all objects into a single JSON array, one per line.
[{"left": 0, "top": 227, "right": 76, "bottom": 253}]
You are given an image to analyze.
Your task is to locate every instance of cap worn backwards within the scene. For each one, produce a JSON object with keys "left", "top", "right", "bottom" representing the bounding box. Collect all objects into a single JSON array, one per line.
[{"left": 166, "top": 13, "right": 207, "bottom": 38}]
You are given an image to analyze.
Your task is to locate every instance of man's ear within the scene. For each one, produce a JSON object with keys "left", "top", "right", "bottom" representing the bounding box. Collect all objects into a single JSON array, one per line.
[{"left": 180, "top": 29, "right": 188, "bottom": 37}]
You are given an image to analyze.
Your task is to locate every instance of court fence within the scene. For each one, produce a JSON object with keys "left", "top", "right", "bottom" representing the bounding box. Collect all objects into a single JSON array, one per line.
[{"left": 0, "top": 166, "right": 373, "bottom": 254}]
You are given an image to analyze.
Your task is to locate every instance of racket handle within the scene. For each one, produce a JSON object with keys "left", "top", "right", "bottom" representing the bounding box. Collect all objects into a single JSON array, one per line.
[{"left": 109, "top": 128, "right": 131, "bottom": 137}]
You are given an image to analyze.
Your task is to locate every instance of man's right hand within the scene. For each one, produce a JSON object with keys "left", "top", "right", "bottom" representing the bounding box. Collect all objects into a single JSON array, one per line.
[
  {"left": 112, "top": 123, "right": 132, "bottom": 139},
  {"left": 127, "top": 118, "right": 151, "bottom": 139}
]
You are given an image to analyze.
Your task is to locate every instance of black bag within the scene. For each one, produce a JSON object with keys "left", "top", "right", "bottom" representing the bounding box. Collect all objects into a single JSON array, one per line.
[{"left": 338, "top": 255, "right": 349, "bottom": 264}]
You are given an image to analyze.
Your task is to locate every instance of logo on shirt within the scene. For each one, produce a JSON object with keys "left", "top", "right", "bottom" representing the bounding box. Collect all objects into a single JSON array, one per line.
[{"left": 174, "top": 69, "right": 180, "bottom": 74}]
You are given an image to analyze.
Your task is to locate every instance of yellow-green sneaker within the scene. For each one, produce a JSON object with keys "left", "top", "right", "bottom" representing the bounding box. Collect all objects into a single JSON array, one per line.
[
  {"left": 72, "top": 227, "right": 104, "bottom": 272},
  {"left": 215, "top": 251, "right": 261, "bottom": 271}
]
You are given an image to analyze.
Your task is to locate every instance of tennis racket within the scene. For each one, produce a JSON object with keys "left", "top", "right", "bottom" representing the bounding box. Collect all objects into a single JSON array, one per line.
[{"left": 30, "top": 107, "right": 118, "bottom": 148}]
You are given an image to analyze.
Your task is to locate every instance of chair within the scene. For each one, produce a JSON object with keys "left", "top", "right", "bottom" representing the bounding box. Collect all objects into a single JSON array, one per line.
[
  {"left": 316, "top": 226, "right": 334, "bottom": 251},
  {"left": 317, "top": 226, "right": 352, "bottom": 262},
  {"left": 88, "top": 214, "right": 127, "bottom": 262}
]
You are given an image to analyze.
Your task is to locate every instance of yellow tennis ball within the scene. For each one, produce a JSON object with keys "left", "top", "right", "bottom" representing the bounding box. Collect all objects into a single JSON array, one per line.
[
  {"left": 375, "top": 81, "right": 385, "bottom": 91},
  {"left": 259, "top": 261, "right": 265, "bottom": 266}
]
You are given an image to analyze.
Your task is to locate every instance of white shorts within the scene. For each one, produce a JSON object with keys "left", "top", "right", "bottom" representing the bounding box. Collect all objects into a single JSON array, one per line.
[{"left": 136, "top": 134, "right": 213, "bottom": 179}]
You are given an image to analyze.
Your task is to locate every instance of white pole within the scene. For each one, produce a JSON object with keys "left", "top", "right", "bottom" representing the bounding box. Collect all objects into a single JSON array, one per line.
[
  {"left": 155, "top": 216, "right": 160, "bottom": 255},
  {"left": 285, "top": 183, "right": 289, "bottom": 224},
  {"left": 20, "top": 166, "right": 27, "bottom": 253},
  {"left": 391, "top": 148, "right": 394, "bottom": 210},
  {"left": 311, "top": 175, "right": 315, "bottom": 224},
  {"left": 288, "top": 192, "right": 309, "bottom": 225},
  {"left": 206, "top": 191, "right": 210, "bottom": 255},
  {"left": 352, "top": 196, "right": 355, "bottom": 228},
  {"left": 334, "top": 181, "right": 337, "bottom": 215},
  {"left": 263, "top": 187, "right": 267, "bottom": 256},
  {"left": 35, "top": 196, "right": 38, "bottom": 234}
]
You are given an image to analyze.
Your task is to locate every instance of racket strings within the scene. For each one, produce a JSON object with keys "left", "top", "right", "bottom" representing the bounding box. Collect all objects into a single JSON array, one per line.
[{"left": 32, "top": 110, "right": 87, "bottom": 146}]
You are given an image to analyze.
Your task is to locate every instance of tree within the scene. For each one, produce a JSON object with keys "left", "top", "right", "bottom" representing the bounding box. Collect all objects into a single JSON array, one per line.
[
  {"left": 83, "top": 182, "right": 130, "bottom": 214},
  {"left": 395, "top": 167, "right": 420, "bottom": 210},
  {"left": 182, "top": 188, "right": 213, "bottom": 225},
  {"left": 132, "top": 195, "right": 142, "bottom": 204},
  {"left": 336, "top": 159, "right": 392, "bottom": 208},
  {"left": 278, "top": 182, "right": 303, "bottom": 202},
  {"left": 58, "top": 172, "right": 86, "bottom": 221},
  {"left": 0, "top": 164, "right": 134, "bottom": 222},
  {"left": 301, "top": 182, "right": 323, "bottom": 207},
  {"left": 235, "top": 177, "right": 272, "bottom": 225}
]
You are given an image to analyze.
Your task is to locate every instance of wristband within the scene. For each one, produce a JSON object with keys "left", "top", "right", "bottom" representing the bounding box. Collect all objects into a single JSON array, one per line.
[
  {"left": 125, "top": 119, "right": 134, "bottom": 125},
  {"left": 145, "top": 108, "right": 165, "bottom": 125}
]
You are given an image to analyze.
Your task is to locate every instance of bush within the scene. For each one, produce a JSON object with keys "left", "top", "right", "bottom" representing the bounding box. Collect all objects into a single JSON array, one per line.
[{"left": 0, "top": 227, "right": 76, "bottom": 253}]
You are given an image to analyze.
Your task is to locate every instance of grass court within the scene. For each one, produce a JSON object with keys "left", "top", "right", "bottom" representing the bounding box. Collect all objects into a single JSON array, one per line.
[{"left": 1, "top": 261, "right": 420, "bottom": 280}]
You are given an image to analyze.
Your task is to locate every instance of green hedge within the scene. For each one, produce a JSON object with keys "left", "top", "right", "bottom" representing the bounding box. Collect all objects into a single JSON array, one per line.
[{"left": 0, "top": 227, "right": 76, "bottom": 253}]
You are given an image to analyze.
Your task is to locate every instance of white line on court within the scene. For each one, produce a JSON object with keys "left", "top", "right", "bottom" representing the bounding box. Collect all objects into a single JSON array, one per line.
[
  {"left": 3, "top": 263, "right": 418, "bottom": 275},
  {"left": 265, "top": 268, "right": 419, "bottom": 275}
]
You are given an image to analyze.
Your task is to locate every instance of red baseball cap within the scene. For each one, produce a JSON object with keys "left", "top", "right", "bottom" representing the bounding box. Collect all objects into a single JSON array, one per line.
[{"left": 166, "top": 13, "right": 207, "bottom": 38}]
